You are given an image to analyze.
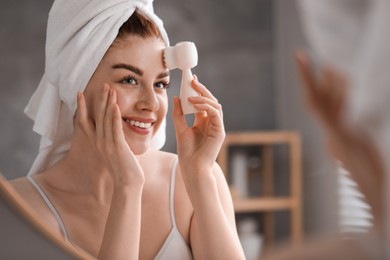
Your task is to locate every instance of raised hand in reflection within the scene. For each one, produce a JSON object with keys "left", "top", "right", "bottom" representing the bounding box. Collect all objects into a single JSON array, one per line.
[{"left": 295, "top": 51, "right": 385, "bottom": 234}]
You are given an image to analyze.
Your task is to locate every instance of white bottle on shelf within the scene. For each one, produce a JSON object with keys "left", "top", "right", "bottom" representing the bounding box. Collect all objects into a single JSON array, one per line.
[
  {"left": 238, "top": 218, "right": 263, "bottom": 260},
  {"left": 231, "top": 150, "right": 248, "bottom": 198}
]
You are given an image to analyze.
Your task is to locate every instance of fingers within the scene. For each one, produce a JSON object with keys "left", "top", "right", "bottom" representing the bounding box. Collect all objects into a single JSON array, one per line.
[
  {"left": 190, "top": 75, "right": 223, "bottom": 117},
  {"left": 323, "top": 66, "right": 347, "bottom": 101},
  {"left": 77, "top": 84, "right": 124, "bottom": 148},
  {"left": 172, "top": 96, "right": 188, "bottom": 134},
  {"left": 104, "top": 89, "right": 116, "bottom": 142},
  {"left": 113, "top": 103, "right": 126, "bottom": 145},
  {"left": 96, "top": 84, "right": 110, "bottom": 141},
  {"left": 295, "top": 51, "right": 335, "bottom": 115},
  {"left": 188, "top": 96, "right": 222, "bottom": 113},
  {"left": 189, "top": 96, "right": 224, "bottom": 133},
  {"left": 76, "top": 91, "right": 95, "bottom": 143},
  {"left": 295, "top": 51, "right": 318, "bottom": 99},
  {"left": 296, "top": 51, "right": 347, "bottom": 103},
  {"left": 193, "top": 102, "right": 222, "bottom": 123}
]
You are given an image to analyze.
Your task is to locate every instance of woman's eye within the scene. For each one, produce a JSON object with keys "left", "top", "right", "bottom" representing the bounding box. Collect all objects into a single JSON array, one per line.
[
  {"left": 121, "top": 76, "right": 137, "bottom": 85},
  {"left": 155, "top": 82, "right": 170, "bottom": 89}
]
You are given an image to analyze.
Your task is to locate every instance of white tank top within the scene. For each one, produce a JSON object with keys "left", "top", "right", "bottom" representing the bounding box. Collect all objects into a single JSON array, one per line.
[{"left": 27, "top": 158, "right": 193, "bottom": 259}]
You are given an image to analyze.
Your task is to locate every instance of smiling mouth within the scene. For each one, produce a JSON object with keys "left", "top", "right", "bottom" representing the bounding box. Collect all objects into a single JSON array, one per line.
[{"left": 123, "top": 118, "right": 154, "bottom": 129}]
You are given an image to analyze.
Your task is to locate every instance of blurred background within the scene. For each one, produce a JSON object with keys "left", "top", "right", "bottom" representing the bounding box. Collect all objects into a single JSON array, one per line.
[{"left": 0, "top": 0, "right": 344, "bottom": 258}]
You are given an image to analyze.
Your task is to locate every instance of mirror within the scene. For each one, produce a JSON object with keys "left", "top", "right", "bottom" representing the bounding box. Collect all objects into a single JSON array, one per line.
[{"left": 0, "top": 172, "right": 91, "bottom": 259}]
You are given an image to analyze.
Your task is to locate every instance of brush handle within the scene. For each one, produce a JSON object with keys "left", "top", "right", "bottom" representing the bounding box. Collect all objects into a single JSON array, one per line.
[{"left": 180, "top": 69, "right": 199, "bottom": 114}]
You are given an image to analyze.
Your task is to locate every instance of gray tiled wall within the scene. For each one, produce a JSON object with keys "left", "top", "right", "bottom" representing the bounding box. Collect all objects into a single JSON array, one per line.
[{"left": 0, "top": 0, "right": 52, "bottom": 178}]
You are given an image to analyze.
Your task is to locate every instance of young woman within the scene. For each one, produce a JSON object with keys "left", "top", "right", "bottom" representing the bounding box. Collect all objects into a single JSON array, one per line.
[{"left": 9, "top": 1, "right": 245, "bottom": 259}]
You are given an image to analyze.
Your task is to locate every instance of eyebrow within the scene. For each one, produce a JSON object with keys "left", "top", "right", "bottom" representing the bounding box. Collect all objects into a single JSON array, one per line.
[
  {"left": 112, "top": 63, "right": 143, "bottom": 76},
  {"left": 112, "top": 63, "right": 170, "bottom": 79}
]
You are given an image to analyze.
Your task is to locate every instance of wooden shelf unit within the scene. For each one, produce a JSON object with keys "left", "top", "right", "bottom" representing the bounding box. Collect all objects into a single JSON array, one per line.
[
  {"left": 218, "top": 131, "right": 303, "bottom": 248},
  {"left": 233, "top": 197, "right": 297, "bottom": 213}
]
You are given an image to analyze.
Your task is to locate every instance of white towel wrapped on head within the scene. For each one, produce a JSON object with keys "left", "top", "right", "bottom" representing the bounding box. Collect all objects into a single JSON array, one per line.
[{"left": 25, "top": 0, "right": 169, "bottom": 176}]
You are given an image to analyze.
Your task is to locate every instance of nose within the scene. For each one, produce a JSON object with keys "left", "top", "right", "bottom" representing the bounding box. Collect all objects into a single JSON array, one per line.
[{"left": 136, "top": 85, "right": 160, "bottom": 112}]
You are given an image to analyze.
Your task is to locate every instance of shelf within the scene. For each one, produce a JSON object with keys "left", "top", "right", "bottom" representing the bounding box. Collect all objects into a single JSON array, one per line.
[
  {"left": 223, "top": 131, "right": 299, "bottom": 146},
  {"left": 218, "top": 131, "right": 303, "bottom": 247},
  {"left": 233, "top": 197, "right": 297, "bottom": 213}
]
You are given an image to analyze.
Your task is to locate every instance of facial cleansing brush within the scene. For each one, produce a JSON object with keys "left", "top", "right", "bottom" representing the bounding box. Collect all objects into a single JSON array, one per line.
[{"left": 164, "top": 42, "right": 199, "bottom": 114}]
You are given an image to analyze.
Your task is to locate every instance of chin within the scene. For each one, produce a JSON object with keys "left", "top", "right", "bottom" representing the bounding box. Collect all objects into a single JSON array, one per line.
[{"left": 126, "top": 139, "right": 150, "bottom": 155}]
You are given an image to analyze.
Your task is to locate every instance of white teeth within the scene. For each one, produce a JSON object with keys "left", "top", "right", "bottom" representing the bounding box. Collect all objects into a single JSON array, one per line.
[{"left": 125, "top": 119, "right": 152, "bottom": 129}]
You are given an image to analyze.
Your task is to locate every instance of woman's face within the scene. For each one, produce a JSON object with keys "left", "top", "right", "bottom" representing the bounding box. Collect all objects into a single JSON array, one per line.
[{"left": 84, "top": 35, "right": 169, "bottom": 155}]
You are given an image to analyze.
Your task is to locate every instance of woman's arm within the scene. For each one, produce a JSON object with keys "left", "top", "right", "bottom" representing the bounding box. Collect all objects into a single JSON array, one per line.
[
  {"left": 172, "top": 76, "right": 245, "bottom": 259},
  {"left": 98, "top": 185, "right": 143, "bottom": 260},
  {"left": 77, "top": 84, "right": 144, "bottom": 259},
  {"left": 186, "top": 163, "right": 243, "bottom": 260}
]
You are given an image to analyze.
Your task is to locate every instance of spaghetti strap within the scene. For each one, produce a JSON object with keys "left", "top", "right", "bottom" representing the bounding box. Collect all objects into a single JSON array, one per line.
[
  {"left": 26, "top": 176, "right": 69, "bottom": 242},
  {"left": 169, "top": 158, "right": 179, "bottom": 228}
]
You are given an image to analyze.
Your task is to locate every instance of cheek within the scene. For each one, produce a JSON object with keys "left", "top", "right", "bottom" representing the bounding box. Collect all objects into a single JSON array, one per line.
[
  {"left": 115, "top": 88, "right": 135, "bottom": 111},
  {"left": 113, "top": 88, "right": 168, "bottom": 119},
  {"left": 158, "top": 94, "right": 168, "bottom": 116}
]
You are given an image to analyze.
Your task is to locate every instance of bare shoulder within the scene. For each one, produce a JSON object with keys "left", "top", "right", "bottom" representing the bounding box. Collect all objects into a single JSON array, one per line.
[
  {"left": 8, "top": 176, "right": 63, "bottom": 234},
  {"left": 8, "top": 176, "right": 50, "bottom": 213},
  {"left": 9, "top": 177, "right": 36, "bottom": 199},
  {"left": 143, "top": 150, "right": 177, "bottom": 170}
]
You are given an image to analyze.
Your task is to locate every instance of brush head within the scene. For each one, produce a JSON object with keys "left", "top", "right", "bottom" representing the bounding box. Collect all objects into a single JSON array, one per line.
[
  {"left": 164, "top": 46, "right": 177, "bottom": 70},
  {"left": 164, "top": 41, "right": 198, "bottom": 70}
]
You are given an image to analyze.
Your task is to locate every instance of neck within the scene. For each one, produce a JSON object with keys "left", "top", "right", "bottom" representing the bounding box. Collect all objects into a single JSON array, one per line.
[{"left": 47, "top": 132, "right": 115, "bottom": 202}]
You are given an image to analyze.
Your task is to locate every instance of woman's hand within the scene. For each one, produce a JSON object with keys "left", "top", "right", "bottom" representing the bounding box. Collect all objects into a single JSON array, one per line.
[
  {"left": 295, "top": 51, "right": 348, "bottom": 135},
  {"left": 172, "top": 76, "right": 225, "bottom": 174},
  {"left": 77, "top": 84, "right": 144, "bottom": 259},
  {"left": 76, "top": 83, "right": 144, "bottom": 188}
]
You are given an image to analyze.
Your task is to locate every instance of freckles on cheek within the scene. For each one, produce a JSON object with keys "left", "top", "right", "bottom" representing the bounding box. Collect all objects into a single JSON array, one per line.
[{"left": 114, "top": 89, "right": 134, "bottom": 112}]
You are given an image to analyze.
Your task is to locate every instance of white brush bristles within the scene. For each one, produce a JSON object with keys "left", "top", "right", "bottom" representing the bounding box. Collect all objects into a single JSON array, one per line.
[
  {"left": 164, "top": 42, "right": 198, "bottom": 70},
  {"left": 164, "top": 46, "right": 177, "bottom": 70}
]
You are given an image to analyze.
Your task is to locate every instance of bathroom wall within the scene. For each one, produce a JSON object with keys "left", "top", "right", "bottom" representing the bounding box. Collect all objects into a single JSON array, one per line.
[
  {"left": 273, "top": 0, "right": 338, "bottom": 235},
  {"left": 0, "top": 0, "right": 52, "bottom": 178}
]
